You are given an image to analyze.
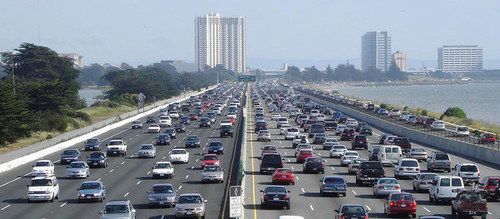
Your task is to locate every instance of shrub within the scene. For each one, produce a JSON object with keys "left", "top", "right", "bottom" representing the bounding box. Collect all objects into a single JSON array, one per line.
[
  {"left": 421, "top": 109, "right": 428, "bottom": 116},
  {"left": 441, "top": 107, "right": 466, "bottom": 119},
  {"left": 380, "top": 103, "right": 389, "bottom": 109},
  {"left": 74, "top": 111, "right": 91, "bottom": 123}
]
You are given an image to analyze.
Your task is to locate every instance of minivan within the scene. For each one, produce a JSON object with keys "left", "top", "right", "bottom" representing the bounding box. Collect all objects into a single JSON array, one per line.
[
  {"left": 377, "top": 146, "right": 402, "bottom": 166},
  {"left": 428, "top": 175, "right": 464, "bottom": 203},
  {"left": 260, "top": 154, "right": 284, "bottom": 174}
]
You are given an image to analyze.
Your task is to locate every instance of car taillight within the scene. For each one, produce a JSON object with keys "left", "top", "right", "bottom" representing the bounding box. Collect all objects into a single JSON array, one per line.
[
  {"left": 363, "top": 216, "right": 368, "bottom": 219},
  {"left": 478, "top": 172, "right": 480, "bottom": 176},
  {"left": 409, "top": 201, "right": 416, "bottom": 207},
  {"left": 263, "top": 195, "right": 270, "bottom": 201},
  {"left": 389, "top": 201, "right": 396, "bottom": 207},
  {"left": 284, "top": 195, "right": 290, "bottom": 200},
  {"left": 395, "top": 185, "right": 400, "bottom": 189},
  {"left": 339, "top": 216, "right": 345, "bottom": 219}
]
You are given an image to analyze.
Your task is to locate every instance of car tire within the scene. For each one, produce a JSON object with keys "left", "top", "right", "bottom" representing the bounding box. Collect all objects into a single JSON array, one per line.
[
  {"left": 411, "top": 213, "right": 416, "bottom": 218},
  {"left": 261, "top": 203, "right": 266, "bottom": 209}
]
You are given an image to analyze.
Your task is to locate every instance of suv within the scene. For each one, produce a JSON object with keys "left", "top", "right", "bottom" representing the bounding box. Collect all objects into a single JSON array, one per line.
[
  {"left": 451, "top": 190, "right": 488, "bottom": 219},
  {"left": 340, "top": 129, "right": 356, "bottom": 141},
  {"left": 394, "top": 158, "right": 420, "bottom": 179},
  {"left": 106, "top": 138, "right": 127, "bottom": 157},
  {"left": 260, "top": 154, "right": 284, "bottom": 174},
  {"left": 427, "top": 152, "right": 451, "bottom": 172},
  {"left": 100, "top": 200, "right": 136, "bottom": 219},
  {"left": 428, "top": 175, "right": 464, "bottom": 203},
  {"left": 451, "top": 163, "right": 480, "bottom": 184},
  {"left": 356, "top": 161, "right": 385, "bottom": 185},
  {"left": 27, "top": 176, "right": 60, "bottom": 202},
  {"left": 219, "top": 125, "right": 234, "bottom": 138},
  {"left": 175, "top": 193, "right": 207, "bottom": 218},
  {"left": 393, "top": 137, "right": 411, "bottom": 153},
  {"left": 351, "top": 135, "right": 368, "bottom": 150}
]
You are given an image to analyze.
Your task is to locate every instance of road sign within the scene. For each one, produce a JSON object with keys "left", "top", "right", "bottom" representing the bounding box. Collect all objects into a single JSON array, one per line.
[
  {"left": 238, "top": 75, "right": 256, "bottom": 82},
  {"left": 229, "top": 186, "right": 242, "bottom": 218}
]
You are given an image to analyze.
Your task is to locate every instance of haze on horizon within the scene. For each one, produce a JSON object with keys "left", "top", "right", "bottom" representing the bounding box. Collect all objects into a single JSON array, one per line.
[{"left": 1, "top": 0, "right": 499, "bottom": 69}]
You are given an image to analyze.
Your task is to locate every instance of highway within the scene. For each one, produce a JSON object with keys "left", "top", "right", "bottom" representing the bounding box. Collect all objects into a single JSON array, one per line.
[
  {"left": 243, "top": 84, "right": 500, "bottom": 219},
  {"left": 0, "top": 85, "right": 244, "bottom": 219}
]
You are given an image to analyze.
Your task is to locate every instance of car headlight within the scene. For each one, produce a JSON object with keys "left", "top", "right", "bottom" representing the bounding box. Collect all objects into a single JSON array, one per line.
[
  {"left": 28, "top": 191, "right": 35, "bottom": 194},
  {"left": 99, "top": 160, "right": 105, "bottom": 163},
  {"left": 149, "top": 197, "right": 155, "bottom": 201},
  {"left": 195, "top": 207, "right": 203, "bottom": 211},
  {"left": 79, "top": 193, "right": 85, "bottom": 197}
]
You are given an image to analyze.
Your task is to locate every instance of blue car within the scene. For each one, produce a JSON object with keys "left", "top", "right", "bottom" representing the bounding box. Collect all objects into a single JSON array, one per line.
[
  {"left": 84, "top": 138, "right": 101, "bottom": 151},
  {"left": 319, "top": 176, "right": 347, "bottom": 197},
  {"left": 208, "top": 141, "right": 224, "bottom": 155}
]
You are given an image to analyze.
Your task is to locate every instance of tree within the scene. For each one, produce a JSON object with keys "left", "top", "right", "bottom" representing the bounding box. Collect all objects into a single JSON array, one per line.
[
  {"left": 285, "top": 66, "right": 302, "bottom": 83},
  {"left": 441, "top": 107, "right": 467, "bottom": 119},
  {"left": 387, "top": 61, "right": 408, "bottom": 81},
  {"left": 79, "top": 63, "right": 108, "bottom": 86},
  {"left": 0, "top": 81, "right": 32, "bottom": 145}
]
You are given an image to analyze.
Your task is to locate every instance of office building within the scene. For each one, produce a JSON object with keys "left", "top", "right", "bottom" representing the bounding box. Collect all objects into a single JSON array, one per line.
[
  {"left": 59, "top": 53, "right": 84, "bottom": 69},
  {"left": 361, "top": 31, "right": 392, "bottom": 72},
  {"left": 392, "top": 51, "right": 407, "bottom": 71},
  {"left": 195, "top": 13, "right": 245, "bottom": 73},
  {"left": 438, "top": 45, "right": 483, "bottom": 75}
]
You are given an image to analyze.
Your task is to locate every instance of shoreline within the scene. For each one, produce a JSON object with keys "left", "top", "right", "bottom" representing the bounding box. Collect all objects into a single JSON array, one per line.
[{"left": 314, "top": 79, "right": 500, "bottom": 89}]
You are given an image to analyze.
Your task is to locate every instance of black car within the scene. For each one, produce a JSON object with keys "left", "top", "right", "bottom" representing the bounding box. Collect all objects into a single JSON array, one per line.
[
  {"left": 355, "top": 122, "right": 368, "bottom": 132},
  {"left": 185, "top": 135, "right": 201, "bottom": 148},
  {"left": 163, "top": 128, "right": 177, "bottom": 139},
  {"left": 340, "top": 129, "right": 356, "bottom": 141},
  {"left": 146, "top": 116, "right": 156, "bottom": 123},
  {"left": 198, "top": 117, "right": 211, "bottom": 128},
  {"left": 260, "top": 154, "right": 284, "bottom": 174},
  {"left": 338, "top": 115, "right": 348, "bottom": 124},
  {"left": 369, "top": 148, "right": 381, "bottom": 161},
  {"left": 393, "top": 137, "right": 412, "bottom": 153},
  {"left": 84, "top": 138, "right": 101, "bottom": 151},
  {"left": 87, "top": 152, "right": 108, "bottom": 168},
  {"left": 207, "top": 141, "right": 224, "bottom": 155},
  {"left": 260, "top": 186, "right": 290, "bottom": 209},
  {"left": 220, "top": 125, "right": 234, "bottom": 138},
  {"left": 155, "top": 134, "right": 171, "bottom": 145},
  {"left": 359, "top": 125, "right": 373, "bottom": 135},
  {"left": 254, "top": 121, "right": 267, "bottom": 133},
  {"left": 181, "top": 104, "right": 190, "bottom": 112},
  {"left": 180, "top": 116, "right": 190, "bottom": 125},
  {"left": 324, "top": 121, "right": 337, "bottom": 131},
  {"left": 356, "top": 161, "right": 385, "bottom": 185},
  {"left": 335, "top": 204, "right": 369, "bottom": 219},
  {"left": 175, "top": 123, "right": 187, "bottom": 133},
  {"left": 60, "top": 149, "right": 81, "bottom": 165},
  {"left": 351, "top": 135, "right": 369, "bottom": 150},
  {"left": 303, "top": 157, "right": 324, "bottom": 173}
]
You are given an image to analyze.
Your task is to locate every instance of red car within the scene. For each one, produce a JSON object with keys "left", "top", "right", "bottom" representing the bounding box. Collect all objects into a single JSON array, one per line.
[
  {"left": 296, "top": 150, "right": 314, "bottom": 163},
  {"left": 272, "top": 168, "right": 296, "bottom": 185},
  {"left": 228, "top": 117, "right": 236, "bottom": 125},
  {"left": 189, "top": 114, "right": 198, "bottom": 121},
  {"left": 201, "top": 154, "right": 220, "bottom": 168},
  {"left": 478, "top": 176, "right": 500, "bottom": 200},
  {"left": 479, "top": 133, "right": 496, "bottom": 144},
  {"left": 384, "top": 192, "right": 417, "bottom": 218}
]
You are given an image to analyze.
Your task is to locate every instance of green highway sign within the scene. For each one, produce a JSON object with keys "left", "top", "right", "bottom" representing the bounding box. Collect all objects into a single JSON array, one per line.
[{"left": 238, "top": 75, "right": 256, "bottom": 82}]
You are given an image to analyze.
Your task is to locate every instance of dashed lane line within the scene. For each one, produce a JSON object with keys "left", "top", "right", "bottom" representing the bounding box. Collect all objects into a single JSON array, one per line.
[
  {"left": 124, "top": 192, "right": 129, "bottom": 197},
  {"left": 309, "top": 204, "right": 314, "bottom": 211},
  {"left": 422, "top": 207, "right": 431, "bottom": 213},
  {"left": 1, "top": 204, "right": 11, "bottom": 211},
  {"left": 136, "top": 181, "right": 142, "bottom": 186},
  {"left": 185, "top": 175, "right": 190, "bottom": 179},
  {"left": 301, "top": 188, "right": 305, "bottom": 193},
  {"left": 365, "top": 205, "right": 372, "bottom": 211},
  {"left": 60, "top": 202, "right": 67, "bottom": 208},
  {"left": 351, "top": 190, "right": 357, "bottom": 195},
  {"left": 109, "top": 169, "right": 114, "bottom": 173}
]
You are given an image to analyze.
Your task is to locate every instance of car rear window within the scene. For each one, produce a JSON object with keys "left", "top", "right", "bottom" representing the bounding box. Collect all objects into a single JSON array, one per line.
[
  {"left": 440, "top": 178, "right": 451, "bottom": 186},
  {"left": 324, "top": 177, "right": 345, "bottom": 184},
  {"left": 263, "top": 154, "right": 282, "bottom": 162},
  {"left": 435, "top": 153, "right": 449, "bottom": 160},
  {"left": 360, "top": 162, "right": 383, "bottom": 169},
  {"left": 391, "top": 193, "right": 414, "bottom": 201},
  {"left": 391, "top": 148, "right": 399, "bottom": 153},
  {"left": 401, "top": 160, "right": 418, "bottom": 167},
  {"left": 488, "top": 179, "right": 500, "bottom": 186},
  {"left": 460, "top": 165, "right": 478, "bottom": 172}
]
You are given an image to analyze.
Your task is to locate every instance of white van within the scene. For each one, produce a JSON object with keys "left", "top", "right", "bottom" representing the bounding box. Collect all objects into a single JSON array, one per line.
[
  {"left": 377, "top": 145, "right": 402, "bottom": 166},
  {"left": 428, "top": 175, "right": 464, "bottom": 203}
]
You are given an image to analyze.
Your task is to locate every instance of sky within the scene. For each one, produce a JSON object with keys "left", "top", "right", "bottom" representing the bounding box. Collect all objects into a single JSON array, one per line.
[{"left": 0, "top": 0, "right": 499, "bottom": 68}]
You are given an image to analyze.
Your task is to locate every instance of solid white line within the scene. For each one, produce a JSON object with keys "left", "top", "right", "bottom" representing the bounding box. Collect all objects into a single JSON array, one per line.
[
  {"left": 422, "top": 206, "right": 431, "bottom": 213},
  {"left": 0, "top": 177, "right": 22, "bottom": 188},
  {"left": 60, "top": 202, "right": 67, "bottom": 207},
  {"left": 309, "top": 204, "right": 314, "bottom": 211},
  {"left": 1, "top": 204, "right": 11, "bottom": 211},
  {"left": 124, "top": 192, "right": 129, "bottom": 197},
  {"left": 365, "top": 205, "right": 371, "bottom": 211},
  {"left": 352, "top": 190, "right": 357, "bottom": 195},
  {"left": 136, "top": 181, "right": 141, "bottom": 185},
  {"left": 301, "top": 188, "right": 305, "bottom": 193},
  {"left": 130, "top": 155, "right": 134, "bottom": 158}
]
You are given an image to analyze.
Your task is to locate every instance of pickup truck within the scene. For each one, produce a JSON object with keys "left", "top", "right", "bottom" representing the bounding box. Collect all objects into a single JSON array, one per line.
[
  {"left": 356, "top": 161, "right": 385, "bottom": 185},
  {"left": 106, "top": 138, "right": 127, "bottom": 157},
  {"left": 451, "top": 190, "right": 488, "bottom": 219}
]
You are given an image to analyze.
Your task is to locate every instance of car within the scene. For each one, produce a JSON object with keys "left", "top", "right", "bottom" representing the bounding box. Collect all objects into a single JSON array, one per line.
[
  {"left": 146, "top": 116, "right": 156, "bottom": 123},
  {"left": 384, "top": 192, "right": 417, "bottom": 218},
  {"left": 201, "top": 165, "right": 224, "bottom": 183},
  {"left": 78, "top": 181, "right": 106, "bottom": 202},
  {"left": 454, "top": 126, "right": 470, "bottom": 137},
  {"left": 106, "top": 138, "right": 127, "bottom": 157},
  {"left": 277, "top": 117, "right": 289, "bottom": 129},
  {"left": 451, "top": 190, "right": 488, "bottom": 219},
  {"left": 31, "top": 160, "right": 55, "bottom": 177},
  {"left": 478, "top": 176, "right": 500, "bottom": 200},
  {"left": 394, "top": 158, "right": 420, "bottom": 179},
  {"left": 451, "top": 163, "right": 480, "bottom": 184},
  {"left": 373, "top": 178, "right": 401, "bottom": 197},
  {"left": 324, "top": 120, "right": 337, "bottom": 131},
  {"left": 169, "top": 149, "right": 189, "bottom": 164},
  {"left": 296, "top": 149, "right": 314, "bottom": 163},
  {"left": 369, "top": 146, "right": 382, "bottom": 161},
  {"left": 100, "top": 200, "right": 136, "bottom": 219},
  {"left": 388, "top": 109, "right": 402, "bottom": 118},
  {"left": 207, "top": 141, "right": 224, "bottom": 155},
  {"left": 257, "top": 130, "right": 272, "bottom": 142},
  {"left": 152, "top": 161, "right": 174, "bottom": 178},
  {"left": 329, "top": 145, "right": 347, "bottom": 158},
  {"left": 303, "top": 157, "right": 324, "bottom": 173},
  {"left": 131, "top": 120, "right": 143, "bottom": 129},
  {"left": 351, "top": 135, "right": 368, "bottom": 150},
  {"left": 407, "top": 147, "right": 427, "bottom": 161},
  {"left": 430, "top": 120, "right": 446, "bottom": 131},
  {"left": 377, "top": 145, "right": 402, "bottom": 166},
  {"left": 271, "top": 113, "right": 281, "bottom": 121},
  {"left": 279, "top": 124, "right": 293, "bottom": 135},
  {"left": 198, "top": 117, "right": 211, "bottom": 128},
  {"left": 156, "top": 134, "right": 171, "bottom": 145},
  {"left": 27, "top": 176, "right": 60, "bottom": 202},
  {"left": 180, "top": 116, "right": 191, "bottom": 125},
  {"left": 272, "top": 168, "right": 296, "bottom": 185},
  {"left": 381, "top": 135, "right": 398, "bottom": 145},
  {"left": 356, "top": 161, "right": 385, "bottom": 185},
  {"left": 427, "top": 152, "right": 451, "bottom": 172},
  {"left": 348, "top": 158, "right": 367, "bottom": 174},
  {"left": 147, "top": 183, "right": 177, "bottom": 207},
  {"left": 65, "top": 161, "right": 90, "bottom": 178},
  {"left": 138, "top": 144, "right": 156, "bottom": 158},
  {"left": 378, "top": 108, "right": 389, "bottom": 115},
  {"left": 260, "top": 154, "right": 284, "bottom": 174},
  {"left": 345, "top": 118, "right": 358, "bottom": 128},
  {"left": 284, "top": 128, "right": 300, "bottom": 140},
  {"left": 261, "top": 145, "right": 278, "bottom": 158},
  {"left": 159, "top": 115, "right": 172, "bottom": 127},
  {"left": 312, "top": 133, "right": 327, "bottom": 144},
  {"left": 429, "top": 175, "right": 464, "bottom": 203},
  {"left": 147, "top": 124, "right": 161, "bottom": 133},
  {"left": 175, "top": 193, "right": 207, "bottom": 218},
  {"left": 335, "top": 125, "right": 348, "bottom": 135},
  {"left": 340, "top": 129, "right": 356, "bottom": 141},
  {"left": 60, "top": 149, "right": 81, "bottom": 165},
  {"left": 295, "top": 143, "right": 313, "bottom": 156},
  {"left": 323, "top": 138, "right": 339, "bottom": 150},
  {"left": 87, "top": 152, "right": 108, "bottom": 168},
  {"left": 164, "top": 127, "right": 177, "bottom": 138},
  {"left": 254, "top": 121, "right": 267, "bottom": 133},
  {"left": 340, "top": 151, "right": 360, "bottom": 166},
  {"left": 319, "top": 175, "right": 347, "bottom": 197},
  {"left": 201, "top": 154, "right": 220, "bottom": 168},
  {"left": 169, "top": 111, "right": 180, "bottom": 119},
  {"left": 84, "top": 138, "right": 102, "bottom": 151},
  {"left": 412, "top": 173, "right": 438, "bottom": 192},
  {"left": 479, "top": 132, "right": 496, "bottom": 144},
  {"left": 219, "top": 124, "right": 234, "bottom": 138},
  {"left": 260, "top": 186, "right": 291, "bottom": 209},
  {"left": 393, "top": 137, "right": 411, "bottom": 153},
  {"left": 185, "top": 135, "right": 201, "bottom": 148},
  {"left": 292, "top": 135, "right": 309, "bottom": 148},
  {"left": 334, "top": 204, "right": 369, "bottom": 219},
  {"left": 308, "top": 124, "right": 325, "bottom": 138}
]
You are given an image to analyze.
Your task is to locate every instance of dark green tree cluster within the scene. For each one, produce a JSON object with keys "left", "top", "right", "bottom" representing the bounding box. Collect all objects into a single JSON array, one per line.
[
  {"left": 441, "top": 107, "right": 467, "bottom": 119},
  {"left": 79, "top": 63, "right": 116, "bottom": 86}
]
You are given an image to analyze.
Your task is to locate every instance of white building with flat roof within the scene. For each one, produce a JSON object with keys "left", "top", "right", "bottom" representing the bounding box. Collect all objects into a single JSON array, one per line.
[
  {"left": 392, "top": 51, "right": 407, "bottom": 72},
  {"left": 438, "top": 45, "right": 483, "bottom": 75},
  {"left": 195, "top": 13, "right": 245, "bottom": 73},
  {"left": 361, "top": 31, "right": 392, "bottom": 72},
  {"left": 59, "top": 53, "right": 84, "bottom": 69}
]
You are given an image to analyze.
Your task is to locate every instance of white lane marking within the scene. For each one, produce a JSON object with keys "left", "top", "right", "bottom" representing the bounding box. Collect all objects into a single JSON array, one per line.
[
  {"left": 287, "top": 159, "right": 290, "bottom": 162},
  {"left": 422, "top": 207, "right": 431, "bottom": 213},
  {"left": 147, "top": 171, "right": 151, "bottom": 175},
  {"left": 318, "top": 153, "right": 322, "bottom": 156},
  {"left": 352, "top": 190, "right": 357, "bottom": 195},
  {"left": 301, "top": 188, "right": 305, "bottom": 193},
  {"left": 136, "top": 181, "right": 141, "bottom": 185},
  {"left": 130, "top": 155, "right": 134, "bottom": 158},
  {"left": 97, "top": 178, "right": 101, "bottom": 181},
  {"left": 284, "top": 152, "right": 287, "bottom": 155},
  {"left": 488, "top": 212, "right": 492, "bottom": 215},
  {"left": 160, "top": 215, "right": 165, "bottom": 219},
  {"left": 279, "top": 141, "right": 282, "bottom": 144},
  {"left": 120, "top": 161, "right": 125, "bottom": 165},
  {"left": 281, "top": 146, "right": 284, "bottom": 149},
  {"left": 324, "top": 160, "right": 328, "bottom": 163},
  {"left": 60, "top": 202, "right": 67, "bottom": 207},
  {"left": 373, "top": 133, "right": 381, "bottom": 137},
  {"left": 195, "top": 159, "right": 199, "bottom": 162},
  {"left": 116, "top": 165, "right": 120, "bottom": 168},
  {"left": 203, "top": 147, "right": 206, "bottom": 150},
  {"left": 1, "top": 204, "right": 11, "bottom": 211},
  {"left": 365, "top": 205, "right": 372, "bottom": 211},
  {"left": 162, "top": 156, "right": 166, "bottom": 160},
  {"left": 128, "top": 137, "right": 133, "bottom": 140},
  {"left": 109, "top": 169, "right": 114, "bottom": 173},
  {"left": 178, "top": 185, "right": 182, "bottom": 191},
  {"left": 309, "top": 204, "right": 314, "bottom": 211},
  {"left": 291, "top": 166, "right": 294, "bottom": 170},
  {"left": 0, "top": 177, "right": 22, "bottom": 188},
  {"left": 124, "top": 192, "right": 129, "bottom": 197},
  {"left": 296, "top": 176, "right": 300, "bottom": 181},
  {"left": 331, "top": 167, "right": 335, "bottom": 171},
  {"left": 191, "top": 166, "right": 194, "bottom": 170},
  {"left": 185, "top": 175, "right": 189, "bottom": 179}
]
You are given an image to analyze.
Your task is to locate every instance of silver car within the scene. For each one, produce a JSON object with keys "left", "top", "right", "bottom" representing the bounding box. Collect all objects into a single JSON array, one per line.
[
  {"left": 412, "top": 173, "right": 438, "bottom": 192},
  {"left": 257, "top": 130, "right": 272, "bottom": 142},
  {"left": 201, "top": 165, "right": 224, "bottom": 183},
  {"left": 78, "top": 181, "right": 106, "bottom": 202},
  {"left": 373, "top": 178, "right": 401, "bottom": 197},
  {"left": 138, "top": 144, "right": 156, "bottom": 158},
  {"left": 407, "top": 147, "right": 428, "bottom": 161},
  {"left": 261, "top": 145, "right": 278, "bottom": 158},
  {"left": 148, "top": 183, "right": 177, "bottom": 207},
  {"left": 175, "top": 193, "right": 207, "bottom": 218},
  {"left": 348, "top": 158, "right": 368, "bottom": 174},
  {"left": 329, "top": 145, "right": 347, "bottom": 158},
  {"left": 100, "top": 200, "right": 136, "bottom": 219},
  {"left": 66, "top": 161, "right": 90, "bottom": 179}
]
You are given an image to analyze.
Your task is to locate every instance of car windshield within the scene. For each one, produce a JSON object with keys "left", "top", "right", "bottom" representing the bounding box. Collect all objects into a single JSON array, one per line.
[
  {"left": 105, "top": 205, "right": 129, "bottom": 214},
  {"left": 203, "top": 166, "right": 222, "bottom": 172},
  {"left": 288, "top": 128, "right": 298, "bottom": 132},
  {"left": 307, "top": 157, "right": 322, "bottom": 163},
  {"left": 324, "top": 177, "right": 344, "bottom": 184},
  {"left": 341, "top": 206, "right": 366, "bottom": 214},
  {"left": 266, "top": 187, "right": 286, "bottom": 193},
  {"left": 457, "top": 127, "right": 468, "bottom": 131},
  {"left": 221, "top": 125, "right": 232, "bottom": 130},
  {"left": 460, "top": 165, "right": 478, "bottom": 172},
  {"left": 86, "top": 139, "right": 98, "bottom": 144},
  {"left": 141, "top": 145, "right": 154, "bottom": 150},
  {"left": 435, "top": 153, "right": 449, "bottom": 160},
  {"left": 401, "top": 160, "right": 418, "bottom": 167},
  {"left": 89, "top": 153, "right": 104, "bottom": 158},
  {"left": 62, "top": 150, "right": 78, "bottom": 155},
  {"left": 378, "top": 178, "right": 398, "bottom": 184},
  {"left": 488, "top": 179, "right": 500, "bottom": 186},
  {"left": 333, "top": 146, "right": 346, "bottom": 150},
  {"left": 155, "top": 163, "right": 172, "bottom": 168},
  {"left": 69, "top": 162, "right": 85, "bottom": 168},
  {"left": 171, "top": 150, "right": 185, "bottom": 154},
  {"left": 392, "top": 193, "right": 414, "bottom": 201},
  {"left": 80, "top": 182, "right": 101, "bottom": 190},
  {"left": 35, "top": 161, "right": 51, "bottom": 167},
  {"left": 276, "top": 169, "right": 292, "bottom": 174},
  {"left": 152, "top": 185, "right": 174, "bottom": 194},
  {"left": 300, "top": 150, "right": 313, "bottom": 155},
  {"left": 203, "top": 155, "right": 218, "bottom": 160},
  {"left": 178, "top": 195, "right": 203, "bottom": 204},
  {"left": 165, "top": 129, "right": 174, "bottom": 133},
  {"left": 187, "top": 136, "right": 199, "bottom": 141},
  {"left": 108, "top": 141, "right": 123, "bottom": 145},
  {"left": 209, "top": 142, "right": 223, "bottom": 147},
  {"left": 31, "top": 179, "right": 52, "bottom": 186},
  {"left": 345, "top": 152, "right": 358, "bottom": 156},
  {"left": 440, "top": 178, "right": 451, "bottom": 186},
  {"left": 158, "top": 135, "right": 170, "bottom": 140}
]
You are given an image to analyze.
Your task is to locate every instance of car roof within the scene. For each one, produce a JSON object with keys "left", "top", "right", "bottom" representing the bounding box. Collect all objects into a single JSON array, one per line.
[
  {"left": 106, "top": 200, "right": 130, "bottom": 205},
  {"left": 179, "top": 193, "right": 202, "bottom": 197},
  {"left": 36, "top": 159, "right": 52, "bottom": 162},
  {"left": 152, "top": 183, "right": 173, "bottom": 187},
  {"left": 32, "top": 176, "right": 56, "bottom": 180}
]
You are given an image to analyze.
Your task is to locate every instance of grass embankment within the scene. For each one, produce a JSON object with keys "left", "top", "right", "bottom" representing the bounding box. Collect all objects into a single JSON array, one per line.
[{"left": 0, "top": 104, "right": 135, "bottom": 155}]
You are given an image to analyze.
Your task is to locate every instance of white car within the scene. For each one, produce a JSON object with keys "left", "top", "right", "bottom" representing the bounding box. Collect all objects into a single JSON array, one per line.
[
  {"left": 227, "top": 112, "right": 237, "bottom": 120},
  {"left": 451, "top": 163, "right": 480, "bottom": 184},
  {"left": 279, "top": 124, "right": 293, "bottom": 135},
  {"left": 65, "top": 161, "right": 90, "bottom": 179},
  {"left": 428, "top": 175, "right": 464, "bottom": 203},
  {"left": 169, "top": 111, "right": 180, "bottom": 119},
  {"left": 152, "top": 161, "right": 174, "bottom": 178},
  {"left": 147, "top": 124, "right": 161, "bottom": 133},
  {"left": 340, "top": 151, "right": 360, "bottom": 166},
  {"left": 277, "top": 117, "right": 289, "bottom": 128},
  {"left": 31, "top": 160, "right": 55, "bottom": 177},
  {"left": 454, "top": 126, "right": 470, "bottom": 137},
  {"left": 285, "top": 128, "right": 300, "bottom": 140},
  {"left": 295, "top": 144, "right": 313, "bottom": 157},
  {"left": 335, "top": 125, "right": 348, "bottom": 135},
  {"left": 345, "top": 119, "right": 358, "bottom": 128},
  {"left": 310, "top": 110, "right": 320, "bottom": 117},
  {"left": 323, "top": 138, "right": 339, "bottom": 150},
  {"left": 394, "top": 158, "right": 420, "bottom": 179},
  {"left": 430, "top": 121, "right": 446, "bottom": 131},
  {"left": 271, "top": 113, "right": 281, "bottom": 121},
  {"left": 292, "top": 135, "right": 309, "bottom": 147},
  {"left": 159, "top": 115, "right": 172, "bottom": 127},
  {"left": 329, "top": 145, "right": 347, "bottom": 158},
  {"left": 27, "top": 176, "right": 60, "bottom": 202},
  {"left": 169, "top": 149, "right": 189, "bottom": 164},
  {"left": 388, "top": 109, "right": 402, "bottom": 118}
]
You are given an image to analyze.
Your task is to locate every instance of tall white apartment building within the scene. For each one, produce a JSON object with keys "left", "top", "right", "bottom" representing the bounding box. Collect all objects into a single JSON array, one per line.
[
  {"left": 361, "top": 31, "right": 392, "bottom": 72},
  {"left": 195, "top": 13, "right": 245, "bottom": 73},
  {"left": 392, "top": 51, "right": 407, "bottom": 72},
  {"left": 59, "top": 53, "right": 84, "bottom": 69},
  {"left": 438, "top": 45, "right": 483, "bottom": 75}
]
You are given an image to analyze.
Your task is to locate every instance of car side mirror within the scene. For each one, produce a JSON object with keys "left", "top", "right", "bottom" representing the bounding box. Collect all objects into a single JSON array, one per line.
[
  {"left": 99, "top": 210, "right": 104, "bottom": 214},
  {"left": 131, "top": 209, "right": 136, "bottom": 213},
  {"left": 26, "top": 185, "right": 29, "bottom": 187},
  {"left": 147, "top": 191, "right": 150, "bottom": 194},
  {"left": 334, "top": 209, "right": 340, "bottom": 213}
]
